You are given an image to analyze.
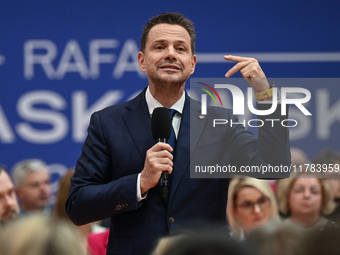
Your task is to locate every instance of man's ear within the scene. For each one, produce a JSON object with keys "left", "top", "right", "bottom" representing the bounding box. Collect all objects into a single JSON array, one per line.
[
  {"left": 138, "top": 51, "right": 146, "bottom": 72},
  {"left": 190, "top": 54, "right": 197, "bottom": 75}
]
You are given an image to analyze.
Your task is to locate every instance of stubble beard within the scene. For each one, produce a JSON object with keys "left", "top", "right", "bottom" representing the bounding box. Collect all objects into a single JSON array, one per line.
[
  {"left": 152, "top": 68, "right": 189, "bottom": 92},
  {"left": 1, "top": 208, "right": 19, "bottom": 226}
]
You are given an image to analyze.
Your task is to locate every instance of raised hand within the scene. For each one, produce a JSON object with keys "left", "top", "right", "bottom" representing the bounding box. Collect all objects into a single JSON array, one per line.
[{"left": 224, "top": 55, "right": 270, "bottom": 92}]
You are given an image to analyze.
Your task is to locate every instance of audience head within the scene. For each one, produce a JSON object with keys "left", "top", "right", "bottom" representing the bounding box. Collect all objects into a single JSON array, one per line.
[
  {"left": 290, "top": 147, "right": 309, "bottom": 166},
  {"left": 277, "top": 171, "right": 336, "bottom": 221},
  {"left": 152, "top": 232, "right": 252, "bottom": 255},
  {"left": 53, "top": 169, "right": 75, "bottom": 221},
  {"left": 227, "top": 177, "right": 280, "bottom": 240},
  {"left": 11, "top": 159, "right": 51, "bottom": 214},
  {"left": 312, "top": 148, "right": 340, "bottom": 202},
  {"left": 0, "top": 165, "right": 20, "bottom": 225},
  {"left": 0, "top": 215, "right": 86, "bottom": 255},
  {"left": 246, "top": 222, "right": 305, "bottom": 255},
  {"left": 302, "top": 227, "right": 340, "bottom": 255},
  {"left": 151, "top": 235, "right": 186, "bottom": 255},
  {"left": 53, "top": 169, "right": 92, "bottom": 241}
]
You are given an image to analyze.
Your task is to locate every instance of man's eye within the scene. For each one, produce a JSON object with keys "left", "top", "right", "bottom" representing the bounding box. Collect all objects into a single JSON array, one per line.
[
  {"left": 156, "top": 46, "right": 163, "bottom": 50},
  {"left": 178, "top": 47, "right": 185, "bottom": 51}
]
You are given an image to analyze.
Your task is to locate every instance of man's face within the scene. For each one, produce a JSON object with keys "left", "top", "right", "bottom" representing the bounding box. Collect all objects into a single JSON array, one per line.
[
  {"left": 0, "top": 171, "right": 20, "bottom": 224},
  {"left": 138, "top": 23, "right": 197, "bottom": 89},
  {"left": 16, "top": 169, "right": 51, "bottom": 212}
]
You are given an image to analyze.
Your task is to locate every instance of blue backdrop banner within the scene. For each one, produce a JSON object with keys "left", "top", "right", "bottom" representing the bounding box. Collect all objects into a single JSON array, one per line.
[{"left": 1, "top": 1, "right": 339, "bottom": 199}]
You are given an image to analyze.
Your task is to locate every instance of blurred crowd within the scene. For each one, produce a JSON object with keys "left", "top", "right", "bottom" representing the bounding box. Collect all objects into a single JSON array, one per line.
[{"left": 1, "top": 147, "right": 340, "bottom": 255}]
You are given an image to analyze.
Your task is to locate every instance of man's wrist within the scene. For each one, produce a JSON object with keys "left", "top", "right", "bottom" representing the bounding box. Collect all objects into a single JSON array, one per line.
[{"left": 255, "top": 82, "right": 276, "bottom": 101}]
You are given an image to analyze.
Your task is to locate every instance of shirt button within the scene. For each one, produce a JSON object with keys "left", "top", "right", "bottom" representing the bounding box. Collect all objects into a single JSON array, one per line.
[
  {"left": 168, "top": 217, "right": 175, "bottom": 224},
  {"left": 115, "top": 205, "right": 122, "bottom": 211}
]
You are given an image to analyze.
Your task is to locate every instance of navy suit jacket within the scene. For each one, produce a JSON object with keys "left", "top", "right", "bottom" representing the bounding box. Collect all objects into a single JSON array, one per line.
[{"left": 66, "top": 87, "right": 290, "bottom": 255}]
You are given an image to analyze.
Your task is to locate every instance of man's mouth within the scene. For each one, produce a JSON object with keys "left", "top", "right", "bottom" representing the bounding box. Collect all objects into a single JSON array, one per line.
[
  {"left": 159, "top": 64, "right": 180, "bottom": 70},
  {"left": 2, "top": 208, "right": 17, "bottom": 219},
  {"left": 39, "top": 195, "right": 49, "bottom": 201}
]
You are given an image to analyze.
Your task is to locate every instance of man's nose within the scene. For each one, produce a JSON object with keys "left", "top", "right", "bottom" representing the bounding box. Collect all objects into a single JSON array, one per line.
[
  {"left": 4, "top": 194, "right": 15, "bottom": 208},
  {"left": 164, "top": 46, "right": 177, "bottom": 60},
  {"left": 40, "top": 183, "right": 51, "bottom": 193}
]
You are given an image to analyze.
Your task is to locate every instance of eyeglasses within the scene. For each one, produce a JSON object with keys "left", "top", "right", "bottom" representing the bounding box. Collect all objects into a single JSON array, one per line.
[{"left": 236, "top": 196, "right": 270, "bottom": 214}]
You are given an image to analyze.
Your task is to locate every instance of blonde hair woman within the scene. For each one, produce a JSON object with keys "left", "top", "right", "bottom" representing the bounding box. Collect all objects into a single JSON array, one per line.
[
  {"left": 0, "top": 215, "right": 85, "bottom": 255},
  {"left": 227, "top": 177, "right": 280, "bottom": 240},
  {"left": 53, "top": 169, "right": 92, "bottom": 251},
  {"left": 277, "top": 171, "right": 337, "bottom": 231}
]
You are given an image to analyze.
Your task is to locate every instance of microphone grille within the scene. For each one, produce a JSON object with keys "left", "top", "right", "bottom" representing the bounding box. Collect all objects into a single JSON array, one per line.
[{"left": 151, "top": 107, "right": 172, "bottom": 140}]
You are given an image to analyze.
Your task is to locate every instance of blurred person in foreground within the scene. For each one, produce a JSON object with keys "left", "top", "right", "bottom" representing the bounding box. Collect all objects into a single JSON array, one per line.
[
  {"left": 53, "top": 169, "right": 92, "bottom": 253},
  {"left": 312, "top": 148, "right": 340, "bottom": 223},
  {"left": 11, "top": 159, "right": 51, "bottom": 216},
  {"left": 302, "top": 227, "right": 340, "bottom": 255},
  {"left": 227, "top": 177, "right": 280, "bottom": 240},
  {"left": 151, "top": 235, "right": 186, "bottom": 255},
  {"left": 0, "top": 215, "right": 85, "bottom": 255},
  {"left": 0, "top": 165, "right": 20, "bottom": 228},
  {"left": 277, "top": 170, "right": 337, "bottom": 231},
  {"left": 246, "top": 222, "right": 305, "bottom": 255},
  {"left": 151, "top": 232, "right": 252, "bottom": 255}
]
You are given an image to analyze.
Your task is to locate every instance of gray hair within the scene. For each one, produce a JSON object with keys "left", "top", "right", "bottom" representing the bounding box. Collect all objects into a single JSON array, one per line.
[{"left": 11, "top": 159, "right": 49, "bottom": 187}]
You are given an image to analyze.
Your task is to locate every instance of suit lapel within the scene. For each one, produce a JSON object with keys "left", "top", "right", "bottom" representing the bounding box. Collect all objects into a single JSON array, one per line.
[{"left": 122, "top": 89, "right": 154, "bottom": 161}]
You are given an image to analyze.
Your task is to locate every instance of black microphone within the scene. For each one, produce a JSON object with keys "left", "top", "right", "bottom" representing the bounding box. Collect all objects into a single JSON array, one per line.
[{"left": 151, "top": 107, "right": 172, "bottom": 199}]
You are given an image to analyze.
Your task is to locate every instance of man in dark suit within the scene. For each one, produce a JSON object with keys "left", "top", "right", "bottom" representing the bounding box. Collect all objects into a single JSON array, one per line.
[{"left": 66, "top": 13, "right": 290, "bottom": 255}]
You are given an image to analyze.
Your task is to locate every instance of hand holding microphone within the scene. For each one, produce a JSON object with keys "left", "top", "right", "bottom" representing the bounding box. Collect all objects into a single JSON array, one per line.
[{"left": 151, "top": 107, "right": 174, "bottom": 198}]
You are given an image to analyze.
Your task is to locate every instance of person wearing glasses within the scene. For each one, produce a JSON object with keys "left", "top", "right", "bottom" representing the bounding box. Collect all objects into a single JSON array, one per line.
[{"left": 226, "top": 177, "right": 280, "bottom": 241}]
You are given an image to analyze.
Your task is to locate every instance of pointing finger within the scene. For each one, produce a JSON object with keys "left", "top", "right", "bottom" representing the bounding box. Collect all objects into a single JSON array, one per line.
[{"left": 224, "top": 55, "right": 250, "bottom": 63}]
